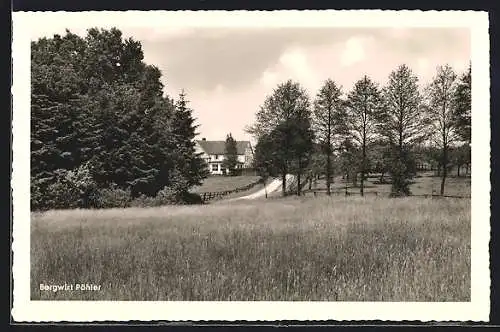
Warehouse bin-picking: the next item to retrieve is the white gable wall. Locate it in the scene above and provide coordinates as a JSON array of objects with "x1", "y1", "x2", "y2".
[{"x1": 196, "y1": 141, "x2": 254, "y2": 175}]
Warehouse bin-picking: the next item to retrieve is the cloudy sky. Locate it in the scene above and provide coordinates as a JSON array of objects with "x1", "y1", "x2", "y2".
[{"x1": 30, "y1": 22, "x2": 470, "y2": 144}]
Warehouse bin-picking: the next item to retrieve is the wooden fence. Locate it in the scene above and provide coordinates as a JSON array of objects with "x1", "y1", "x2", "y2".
[
  {"x1": 200, "y1": 178, "x2": 264, "y2": 202},
  {"x1": 301, "y1": 188, "x2": 470, "y2": 199}
]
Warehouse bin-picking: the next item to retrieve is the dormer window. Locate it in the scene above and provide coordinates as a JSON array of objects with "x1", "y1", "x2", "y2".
[{"x1": 215, "y1": 154, "x2": 219, "y2": 160}]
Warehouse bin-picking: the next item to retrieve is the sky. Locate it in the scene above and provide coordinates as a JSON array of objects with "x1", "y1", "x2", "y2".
[{"x1": 29, "y1": 20, "x2": 470, "y2": 145}]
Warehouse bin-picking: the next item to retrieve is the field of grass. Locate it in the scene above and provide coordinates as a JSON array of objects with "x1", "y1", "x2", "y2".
[
  {"x1": 191, "y1": 175, "x2": 261, "y2": 193},
  {"x1": 307, "y1": 172, "x2": 471, "y2": 197},
  {"x1": 31, "y1": 195, "x2": 470, "y2": 301}
]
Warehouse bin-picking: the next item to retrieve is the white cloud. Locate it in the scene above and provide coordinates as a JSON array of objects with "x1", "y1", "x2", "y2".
[
  {"x1": 417, "y1": 57, "x2": 430, "y2": 71},
  {"x1": 388, "y1": 28, "x2": 410, "y2": 39},
  {"x1": 276, "y1": 47, "x2": 320, "y2": 93},
  {"x1": 451, "y1": 59, "x2": 468, "y2": 74},
  {"x1": 279, "y1": 48, "x2": 308, "y2": 71},
  {"x1": 340, "y1": 36, "x2": 372, "y2": 67},
  {"x1": 259, "y1": 70, "x2": 279, "y2": 89},
  {"x1": 214, "y1": 84, "x2": 226, "y2": 94}
]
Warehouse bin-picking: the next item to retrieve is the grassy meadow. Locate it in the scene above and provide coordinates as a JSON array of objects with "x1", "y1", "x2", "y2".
[
  {"x1": 306, "y1": 172, "x2": 471, "y2": 197},
  {"x1": 191, "y1": 175, "x2": 261, "y2": 193},
  {"x1": 31, "y1": 194, "x2": 470, "y2": 301}
]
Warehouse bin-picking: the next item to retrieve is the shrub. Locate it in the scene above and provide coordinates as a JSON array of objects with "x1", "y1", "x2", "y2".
[
  {"x1": 130, "y1": 194, "x2": 158, "y2": 208},
  {"x1": 129, "y1": 189, "x2": 175, "y2": 208},
  {"x1": 94, "y1": 184, "x2": 132, "y2": 209},
  {"x1": 49, "y1": 181, "x2": 80, "y2": 209},
  {"x1": 180, "y1": 191, "x2": 204, "y2": 205},
  {"x1": 31, "y1": 176, "x2": 73, "y2": 211},
  {"x1": 129, "y1": 187, "x2": 204, "y2": 207},
  {"x1": 30, "y1": 164, "x2": 99, "y2": 211},
  {"x1": 156, "y1": 186, "x2": 181, "y2": 205},
  {"x1": 65, "y1": 163, "x2": 99, "y2": 208},
  {"x1": 389, "y1": 148, "x2": 417, "y2": 197},
  {"x1": 31, "y1": 177, "x2": 49, "y2": 211}
]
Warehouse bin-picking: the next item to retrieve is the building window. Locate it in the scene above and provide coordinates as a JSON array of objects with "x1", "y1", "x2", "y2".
[
  {"x1": 211, "y1": 164, "x2": 218, "y2": 172},
  {"x1": 214, "y1": 154, "x2": 219, "y2": 160}
]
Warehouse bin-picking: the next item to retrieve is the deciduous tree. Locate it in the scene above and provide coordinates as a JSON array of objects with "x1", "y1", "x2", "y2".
[
  {"x1": 345, "y1": 76, "x2": 382, "y2": 196},
  {"x1": 223, "y1": 133, "x2": 239, "y2": 175},
  {"x1": 452, "y1": 63, "x2": 471, "y2": 175},
  {"x1": 453, "y1": 63, "x2": 471, "y2": 144},
  {"x1": 246, "y1": 80, "x2": 312, "y2": 196},
  {"x1": 379, "y1": 64, "x2": 429, "y2": 196},
  {"x1": 312, "y1": 79, "x2": 346, "y2": 195},
  {"x1": 426, "y1": 64, "x2": 460, "y2": 195}
]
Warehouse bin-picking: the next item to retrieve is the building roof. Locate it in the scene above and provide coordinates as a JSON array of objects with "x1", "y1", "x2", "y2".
[{"x1": 197, "y1": 140, "x2": 251, "y2": 155}]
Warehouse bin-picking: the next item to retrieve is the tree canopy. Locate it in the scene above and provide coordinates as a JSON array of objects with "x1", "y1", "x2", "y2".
[
  {"x1": 31, "y1": 28, "x2": 208, "y2": 210},
  {"x1": 345, "y1": 75, "x2": 382, "y2": 196},
  {"x1": 223, "y1": 133, "x2": 239, "y2": 175},
  {"x1": 312, "y1": 79, "x2": 346, "y2": 195},
  {"x1": 379, "y1": 64, "x2": 428, "y2": 196},
  {"x1": 248, "y1": 80, "x2": 313, "y2": 196}
]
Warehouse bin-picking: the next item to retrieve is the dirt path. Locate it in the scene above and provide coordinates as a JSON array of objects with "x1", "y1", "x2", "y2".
[{"x1": 223, "y1": 174, "x2": 296, "y2": 202}]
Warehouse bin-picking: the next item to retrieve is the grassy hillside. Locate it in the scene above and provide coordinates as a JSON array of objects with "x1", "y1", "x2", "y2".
[
  {"x1": 191, "y1": 175, "x2": 261, "y2": 193},
  {"x1": 31, "y1": 195, "x2": 470, "y2": 301}
]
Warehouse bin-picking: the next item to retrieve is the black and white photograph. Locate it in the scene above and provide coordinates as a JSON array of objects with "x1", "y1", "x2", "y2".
[{"x1": 12, "y1": 10, "x2": 490, "y2": 322}]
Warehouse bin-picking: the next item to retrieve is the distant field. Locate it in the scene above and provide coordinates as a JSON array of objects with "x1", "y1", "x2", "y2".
[
  {"x1": 191, "y1": 175, "x2": 261, "y2": 193},
  {"x1": 31, "y1": 195, "x2": 470, "y2": 301},
  {"x1": 307, "y1": 172, "x2": 471, "y2": 197}
]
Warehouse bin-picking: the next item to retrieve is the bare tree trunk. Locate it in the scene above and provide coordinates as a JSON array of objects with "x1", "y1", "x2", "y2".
[
  {"x1": 345, "y1": 173, "x2": 348, "y2": 196},
  {"x1": 326, "y1": 112, "x2": 332, "y2": 196},
  {"x1": 297, "y1": 172, "x2": 301, "y2": 196},
  {"x1": 326, "y1": 151, "x2": 332, "y2": 196},
  {"x1": 457, "y1": 165, "x2": 460, "y2": 177},
  {"x1": 282, "y1": 172, "x2": 286, "y2": 197},
  {"x1": 297, "y1": 160, "x2": 302, "y2": 196},
  {"x1": 440, "y1": 146, "x2": 448, "y2": 196},
  {"x1": 361, "y1": 144, "x2": 365, "y2": 197}
]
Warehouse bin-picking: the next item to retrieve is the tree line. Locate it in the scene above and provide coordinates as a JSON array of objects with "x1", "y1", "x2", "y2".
[
  {"x1": 248, "y1": 63, "x2": 471, "y2": 197},
  {"x1": 31, "y1": 28, "x2": 209, "y2": 210},
  {"x1": 30, "y1": 27, "x2": 471, "y2": 210}
]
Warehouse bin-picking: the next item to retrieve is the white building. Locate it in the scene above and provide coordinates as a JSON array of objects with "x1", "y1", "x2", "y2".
[{"x1": 195, "y1": 138, "x2": 254, "y2": 175}]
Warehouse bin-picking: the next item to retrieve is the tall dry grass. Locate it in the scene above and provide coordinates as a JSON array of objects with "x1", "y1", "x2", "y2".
[{"x1": 31, "y1": 196, "x2": 470, "y2": 301}]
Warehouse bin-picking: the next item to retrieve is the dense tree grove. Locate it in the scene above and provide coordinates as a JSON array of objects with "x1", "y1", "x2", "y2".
[
  {"x1": 249, "y1": 63, "x2": 471, "y2": 197},
  {"x1": 31, "y1": 28, "x2": 208, "y2": 210}
]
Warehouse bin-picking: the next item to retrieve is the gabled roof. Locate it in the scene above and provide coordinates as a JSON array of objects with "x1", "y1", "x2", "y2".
[{"x1": 197, "y1": 140, "x2": 251, "y2": 155}]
